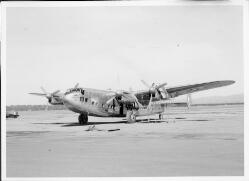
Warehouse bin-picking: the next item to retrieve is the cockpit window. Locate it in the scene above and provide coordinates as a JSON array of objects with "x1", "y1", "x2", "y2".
[
  {"x1": 80, "y1": 97, "x2": 84, "y2": 102},
  {"x1": 65, "y1": 88, "x2": 85, "y2": 95}
]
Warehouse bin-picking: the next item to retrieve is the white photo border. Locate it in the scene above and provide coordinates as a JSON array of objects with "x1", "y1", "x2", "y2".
[{"x1": 1, "y1": 1, "x2": 248, "y2": 181}]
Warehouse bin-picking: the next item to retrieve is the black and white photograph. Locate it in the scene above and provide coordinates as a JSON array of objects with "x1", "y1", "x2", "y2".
[{"x1": 1, "y1": 0, "x2": 248, "y2": 180}]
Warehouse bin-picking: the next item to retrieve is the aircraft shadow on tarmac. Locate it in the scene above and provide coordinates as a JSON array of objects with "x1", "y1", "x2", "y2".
[
  {"x1": 32, "y1": 118, "x2": 210, "y2": 127},
  {"x1": 62, "y1": 119, "x2": 166, "y2": 127},
  {"x1": 33, "y1": 118, "x2": 167, "y2": 127},
  {"x1": 62, "y1": 120, "x2": 128, "y2": 127}
]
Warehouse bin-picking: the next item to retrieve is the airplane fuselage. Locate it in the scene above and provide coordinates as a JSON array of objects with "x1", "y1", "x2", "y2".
[{"x1": 62, "y1": 87, "x2": 164, "y2": 118}]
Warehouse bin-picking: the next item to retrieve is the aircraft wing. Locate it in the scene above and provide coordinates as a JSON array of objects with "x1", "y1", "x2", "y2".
[{"x1": 166, "y1": 80, "x2": 235, "y2": 98}]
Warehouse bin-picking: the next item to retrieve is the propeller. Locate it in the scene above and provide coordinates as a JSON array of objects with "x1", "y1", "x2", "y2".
[
  {"x1": 147, "y1": 94, "x2": 153, "y2": 111},
  {"x1": 141, "y1": 80, "x2": 168, "y2": 99},
  {"x1": 40, "y1": 87, "x2": 60, "y2": 99},
  {"x1": 106, "y1": 90, "x2": 141, "y2": 109},
  {"x1": 29, "y1": 87, "x2": 61, "y2": 103},
  {"x1": 74, "y1": 83, "x2": 79, "y2": 89},
  {"x1": 106, "y1": 90, "x2": 133, "y2": 104}
]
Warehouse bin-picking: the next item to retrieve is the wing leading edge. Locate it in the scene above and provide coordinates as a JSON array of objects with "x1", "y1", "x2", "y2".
[{"x1": 166, "y1": 80, "x2": 235, "y2": 98}]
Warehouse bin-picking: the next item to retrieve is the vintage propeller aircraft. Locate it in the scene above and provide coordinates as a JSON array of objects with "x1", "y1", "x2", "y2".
[{"x1": 29, "y1": 80, "x2": 235, "y2": 125}]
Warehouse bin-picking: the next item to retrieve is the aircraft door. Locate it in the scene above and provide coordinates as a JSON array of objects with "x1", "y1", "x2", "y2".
[{"x1": 120, "y1": 103, "x2": 124, "y2": 115}]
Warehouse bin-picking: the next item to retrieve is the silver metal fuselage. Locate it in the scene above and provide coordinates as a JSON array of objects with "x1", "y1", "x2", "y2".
[{"x1": 62, "y1": 87, "x2": 164, "y2": 117}]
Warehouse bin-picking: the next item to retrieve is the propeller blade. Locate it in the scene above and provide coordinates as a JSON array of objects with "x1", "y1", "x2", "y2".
[
  {"x1": 52, "y1": 94, "x2": 61, "y2": 98},
  {"x1": 40, "y1": 87, "x2": 48, "y2": 94},
  {"x1": 29, "y1": 93, "x2": 47, "y2": 96},
  {"x1": 155, "y1": 83, "x2": 167, "y2": 89},
  {"x1": 74, "y1": 83, "x2": 79, "y2": 88},
  {"x1": 155, "y1": 89, "x2": 161, "y2": 99},
  {"x1": 106, "y1": 96, "x2": 115, "y2": 105},
  {"x1": 121, "y1": 94, "x2": 134, "y2": 102},
  {"x1": 147, "y1": 94, "x2": 153, "y2": 110},
  {"x1": 52, "y1": 90, "x2": 60, "y2": 95},
  {"x1": 141, "y1": 80, "x2": 151, "y2": 88},
  {"x1": 160, "y1": 86, "x2": 170, "y2": 99},
  {"x1": 106, "y1": 92, "x2": 117, "y2": 96},
  {"x1": 121, "y1": 90, "x2": 131, "y2": 94},
  {"x1": 107, "y1": 90, "x2": 129, "y2": 97}
]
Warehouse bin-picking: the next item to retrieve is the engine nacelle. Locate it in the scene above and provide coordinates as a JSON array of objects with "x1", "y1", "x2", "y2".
[{"x1": 48, "y1": 97, "x2": 63, "y2": 105}]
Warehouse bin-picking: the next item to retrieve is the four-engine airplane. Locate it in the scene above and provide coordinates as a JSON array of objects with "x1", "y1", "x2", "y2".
[{"x1": 29, "y1": 80, "x2": 235, "y2": 125}]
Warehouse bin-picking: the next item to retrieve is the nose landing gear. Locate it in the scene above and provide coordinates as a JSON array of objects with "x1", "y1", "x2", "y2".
[{"x1": 78, "y1": 113, "x2": 88, "y2": 125}]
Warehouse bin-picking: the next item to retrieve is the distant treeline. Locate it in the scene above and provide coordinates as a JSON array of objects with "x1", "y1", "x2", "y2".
[
  {"x1": 6, "y1": 102, "x2": 244, "y2": 112},
  {"x1": 6, "y1": 105, "x2": 67, "y2": 111},
  {"x1": 191, "y1": 102, "x2": 244, "y2": 106}
]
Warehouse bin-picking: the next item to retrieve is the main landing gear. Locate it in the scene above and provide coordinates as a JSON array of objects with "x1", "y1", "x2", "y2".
[
  {"x1": 126, "y1": 110, "x2": 137, "y2": 123},
  {"x1": 78, "y1": 113, "x2": 88, "y2": 125}
]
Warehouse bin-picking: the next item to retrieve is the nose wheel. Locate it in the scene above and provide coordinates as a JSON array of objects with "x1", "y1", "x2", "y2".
[{"x1": 78, "y1": 113, "x2": 88, "y2": 125}]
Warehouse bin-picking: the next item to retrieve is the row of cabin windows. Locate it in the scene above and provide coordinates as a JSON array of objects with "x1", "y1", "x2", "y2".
[
  {"x1": 80, "y1": 97, "x2": 88, "y2": 103},
  {"x1": 80, "y1": 97, "x2": 100, "y2": 106},
  {"x1": 108, "y1": 105, "x2": 115, "y2": 109},
  {"x1": 80, "y1": 97, "x2": 115, "y2": 109},
  {"x1": 92, "y1": 101, "x2": 98, "y2": 106}
]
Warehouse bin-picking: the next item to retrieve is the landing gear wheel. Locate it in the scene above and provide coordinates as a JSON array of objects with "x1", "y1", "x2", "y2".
[
  {"x1": 126, "y1": 110, "x2": 137, "y2": 123},
  {"x1": 78, "y1": 114, "x2": 88, "y2": 125}
]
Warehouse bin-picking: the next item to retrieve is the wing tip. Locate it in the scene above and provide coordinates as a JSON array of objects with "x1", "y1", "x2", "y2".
[{"x1": 222, "y1": 80, "x2": 235, "y2": 85}]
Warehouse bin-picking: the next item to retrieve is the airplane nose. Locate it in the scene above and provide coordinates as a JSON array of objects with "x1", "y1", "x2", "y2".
[
  {"x1": 62, "y1": 93, "x2": 74, "y2": 105},
  {"x1": 62, "y1": 93, "x2": 82, "y2": 113}
]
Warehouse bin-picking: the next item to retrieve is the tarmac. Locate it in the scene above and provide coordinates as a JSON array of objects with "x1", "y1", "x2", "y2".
[{"x1": 6, "y1": 105, "x2": 244, "y2": 177}]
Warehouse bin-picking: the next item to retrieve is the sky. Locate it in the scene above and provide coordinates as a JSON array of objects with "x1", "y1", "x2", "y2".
[{"x1": 5, "y1": 5, "x2": 243, "y2": 105}]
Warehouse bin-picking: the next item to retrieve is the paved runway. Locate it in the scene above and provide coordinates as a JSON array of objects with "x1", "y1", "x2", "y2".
[{"x1": 6, "y1": 105, "x2": 244, "y2": 177}]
